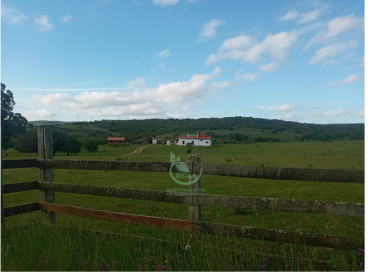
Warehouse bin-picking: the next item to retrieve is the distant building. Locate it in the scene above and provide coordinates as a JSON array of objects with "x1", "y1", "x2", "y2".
[
  {"x1": 107, "y1": 137, "x2": 126, "y2": 145},
  {"x1": 152, "y1": 139, "x2": 157, "y2": 144},
  {"x1": 177, "y1": 131, "x2": 212, "y2": 146}
]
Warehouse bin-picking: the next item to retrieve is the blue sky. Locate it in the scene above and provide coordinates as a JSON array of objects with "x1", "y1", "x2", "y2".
[{"x1": 1, "y1": 0, "x2": 364, "y2": 123}]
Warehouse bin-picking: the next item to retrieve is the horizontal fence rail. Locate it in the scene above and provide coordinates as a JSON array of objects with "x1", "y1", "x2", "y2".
[
  {"x1": 2, "y1": 159, "x2": 364, "y2": 183},
  {"x1": 4, "y1": 202, "x2": 40, "y2": 217},
  {"x1": 38, "y1": 202, "x2": 363, "y2": 250},
  {"x1": 39, "y1": 202, "x2": 193, "y2": 231},
  {"x1": 34, "y1": 159, "x2": 364, "y2": 183},
  {"x1": 2, "y1": 181, "x2": 39, "y2": 194},
  {"x1": 38, "y1": 181, "x2": 364, "y2": 217},
  {"x1": 2, "y1": 159, "x2": 38, "y2": 169}
]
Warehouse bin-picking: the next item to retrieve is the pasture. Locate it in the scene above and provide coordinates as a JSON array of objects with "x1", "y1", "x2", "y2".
[{"x1": 1, "y1": 141, "x2": 365, "y2": 271}]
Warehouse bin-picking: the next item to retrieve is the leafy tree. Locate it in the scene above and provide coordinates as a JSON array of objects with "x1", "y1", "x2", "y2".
[
  {"x1": 62, "y1": 136, "x2": 82, "y2": 156},
  {"x1": 83, "y1": 141, "x2": 98, "y2": 152},
  {"x1": 14, "y1": 130, "x2": 38, "y2": 153},
  {"x1": 1, "y1": 83, "x2": 28, "y2": 150}
]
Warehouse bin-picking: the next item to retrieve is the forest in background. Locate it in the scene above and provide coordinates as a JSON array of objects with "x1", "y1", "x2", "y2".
[{"x1": 24, "y1": 116, "x2": 364, "y2": 146}]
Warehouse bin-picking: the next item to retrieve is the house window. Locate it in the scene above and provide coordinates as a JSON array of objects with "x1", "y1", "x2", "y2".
[
  {"x1": 109, "y1": 141, "x2": 112, "y2": 143},
  {"x1": 119, "y1": 141, "x2": 122, "y2": 143},
  {"x1": 206, "y1": 142, "x2": 209, "y2": 143},
  {"x1": 182, "y1": 141, "x2": 185, "y2": 144}
]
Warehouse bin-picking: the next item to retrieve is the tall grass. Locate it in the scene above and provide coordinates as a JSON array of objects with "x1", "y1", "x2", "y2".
[{"x1": 1, "y1": 223, "x2": 364, "y2": 272}]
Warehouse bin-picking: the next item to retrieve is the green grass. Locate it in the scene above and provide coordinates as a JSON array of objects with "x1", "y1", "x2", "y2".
[{"x1": 1, "y1": 141, "x2": 365, "y2": 271}]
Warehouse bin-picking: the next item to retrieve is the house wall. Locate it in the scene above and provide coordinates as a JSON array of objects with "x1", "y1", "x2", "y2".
[
  {"x1": 108, "y1": 140, "x2": 125, "y2": 145},
  {"x1": 177, "y1": 138, "x2": 211, "y2": 146}
]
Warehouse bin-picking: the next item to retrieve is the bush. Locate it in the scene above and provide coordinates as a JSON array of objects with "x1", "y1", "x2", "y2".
[
  {"x1": 83, "y1": 141, "x2": 98, "y2": 152},
  {"x1": 186, "y1": 147, "x2": 192, "y2": 154}
]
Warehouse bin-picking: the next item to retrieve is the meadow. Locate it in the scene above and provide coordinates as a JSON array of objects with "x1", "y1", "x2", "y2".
[{"x1": 1, "y1": 141, "x2": 365, "y2": 271}]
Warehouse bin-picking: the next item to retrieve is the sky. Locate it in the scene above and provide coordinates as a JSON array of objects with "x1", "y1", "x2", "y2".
[{"x1": 1, "y1": 0, "x2": 365, "y2": 123}]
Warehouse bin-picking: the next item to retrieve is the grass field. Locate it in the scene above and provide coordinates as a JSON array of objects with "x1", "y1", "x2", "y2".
[{"x1": 1, "y1": 141, "x2": 365, "y2": 271}]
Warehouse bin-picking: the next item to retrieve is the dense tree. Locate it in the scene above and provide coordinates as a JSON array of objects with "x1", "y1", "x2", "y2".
[
  {"x1": 62, "y1": 136, "x2": 82, "y2": 156},
  {"x1": 14, "y1": 130, "x2": 38, "y2": 153},
  {"x1": 1, "y1": 83, "x2": 28, "y2": 150},
  {"x1": 83, "y1": 141, "x2": 98, "y2": 152}
]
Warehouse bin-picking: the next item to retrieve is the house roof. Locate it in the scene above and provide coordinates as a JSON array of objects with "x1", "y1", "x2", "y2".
[
  {"x1": 179, "y1": 136, "x2": 211, "y2": 139},
  {"x1": 107, "y1": 137, "x2": 125, "y2": 141}
]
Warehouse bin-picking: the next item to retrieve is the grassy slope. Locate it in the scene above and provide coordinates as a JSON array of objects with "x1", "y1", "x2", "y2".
[{"x1": 2, "y1": 141, "x2": 364, "y2": 271}]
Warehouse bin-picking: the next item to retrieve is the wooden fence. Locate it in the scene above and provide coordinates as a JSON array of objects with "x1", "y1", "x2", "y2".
[{"x1": 1, "y1": 128, "x2": 364, "y2": 250}]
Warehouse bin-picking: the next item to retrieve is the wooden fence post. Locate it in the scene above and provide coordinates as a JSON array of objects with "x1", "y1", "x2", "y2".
[
  {"x1": 188, "y1": 154, "x2": 201, "y2": 222},
  {"x1": 38, "y1": 128, "x2": 55, "y2": 223}
]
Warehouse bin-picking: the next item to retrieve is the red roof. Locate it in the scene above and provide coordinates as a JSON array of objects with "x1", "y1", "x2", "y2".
[
  {"x1": 107, "y1": 137, "x2": 125, "y2": 141},
  {"x1": 179, "y1": 135, "x2": 211, "y2": 139}
]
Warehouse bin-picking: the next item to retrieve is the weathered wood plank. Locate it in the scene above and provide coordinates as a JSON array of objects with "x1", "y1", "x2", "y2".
[
  {"x1": 38, "y1": 182, "x2": 364, "y2": 217},
  {"x1": 193, "y1": 195, "x2": 364, "y2": 217},
  {"x1": 200, "y1": 163, "x2": 364, "y2": 183},
  {"x1": 195, "y1": 221, "x2": 364, "y2": 250},
  {"x1": 38, "y1": 181, "x2": 190, "y2": 204},
  {"x1": 187, "y1": 154, "x2": 201, "y2": 222},
  {"x1": 2, "y1": 181, "x2": 39, "y2": 194},
  {"x1": 37, "y1": 159, "x2": 364, "y2": 183},
  {"x1": 2, "y1": 159, "x2": 38, "y2": 169},
  {"x1": 38, "y1": 128, "x2": 55, "y2": 223},
  {"x1": 4, "y1": 202, "x2": 40, "y2": 217},
  {"x1": 37, "y1": 159, "x2": 183, "y2": 173},
  {"x1": 39, "y1": 202, "x2": 193, "y2": 231}
]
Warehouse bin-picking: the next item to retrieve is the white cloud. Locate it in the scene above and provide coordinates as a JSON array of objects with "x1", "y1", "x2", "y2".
[
  {"x1": 220, "y1": 35, "x2": 253, "y2": 50},
  {"x1": 326, "y1": 74, "x2": 362, "y2": 86},
  {"x1": 153, "y1": 0, "x2": 179, "y2": 6},
  {"x1": 279, "y1": 9, "x2": 324, "y2": 24},
  {"x1": 309, "y1": 40, "x2": 358, "y2": 64},
  {"x1": 34, "y1": 15, "x2": 53, "y2": 32},
  {"x1": 237, "y1": 73, "x2": 258, "y2": 82},
  {"x1": 306, "y1": 14, "x2": 364, "y2": 48},
  {"x1": 274, "y1": 104, "x2": 295, "y2": 112},
  {"x1": 279, "y1": 113, "x2": 303, "y2": 121},
  {"x1": 258, "y1": 106, "x2": 267, "y2": 111},
  {"x1": 24, "y1": 109, "x2": 52, "y2": 120},
  {"x1": 355, "y1": 109, "x2": 364, "y2": 117},
  {"x1": 59, "y1": 15, "x2": 72, "y2": 22},
  {"x1": 309, "y1": 109, "x2": 350, "y2": 118},
  {"x1": 31, "y1": 67, "x2": 229, "y2": 119},
  {"x1": 154, "y1": 50, "x2": 171, "y2": 58},
  {"x1": 200, "y1": 19, "x2": 225, "y2": 39},
  {"x1": 1, "y1": 6, "x2": 27, "y2": 24},
  {"x1": 126, "y1": 77, "x2": 146, "y2": 90},
  {"x1": 206, "y1": 31, "x2": 297, "y2": 65},
  {"x1": 258, "y1": 63, "x2": 276, "y2": 72},
  {"x1": 152, "y1": 62, "x2": 166, "y2": 71}
]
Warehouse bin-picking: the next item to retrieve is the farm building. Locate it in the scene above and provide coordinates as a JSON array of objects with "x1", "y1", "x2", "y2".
[
  {"x1": 107, "y1": 137, "x2": 126, "y2": 145},
  {"x1": 177, "y1": 131, "x2": 212, "y2": 146}
]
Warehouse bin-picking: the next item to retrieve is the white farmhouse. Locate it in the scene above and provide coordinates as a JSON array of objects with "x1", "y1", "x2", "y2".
[{"x1": 177, "y1": 131, "x2": 212, "y2": 146}]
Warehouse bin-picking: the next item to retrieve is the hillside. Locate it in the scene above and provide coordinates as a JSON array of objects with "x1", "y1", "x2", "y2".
[
  {"x1": 36, "y1": 116, "x2": 364, "y2": 145},
  {"x1": 30, "y1": 120, "x2": 66, "y2": 126}
]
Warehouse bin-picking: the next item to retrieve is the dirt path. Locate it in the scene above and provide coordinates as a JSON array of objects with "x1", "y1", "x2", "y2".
[{"x1": 127, "y1": 146, "x2": 146, "y2": 155}]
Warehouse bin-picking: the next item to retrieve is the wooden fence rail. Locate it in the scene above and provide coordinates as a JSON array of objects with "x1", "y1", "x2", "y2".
[
  {"x1": 1, "y1": 128, "x2": 364, "y2": 251},
  {"x1": 38, "y1": 181, "x2": 364, "y2": 217}
]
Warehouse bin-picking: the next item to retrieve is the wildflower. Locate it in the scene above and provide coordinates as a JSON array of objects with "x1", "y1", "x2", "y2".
[
  {"x1": 81, "y1": 261, "x2": 85, "y2": 266},
  {"x1": 359, "y1": 253, "x2": 362, "y2": 256},
  {"x1": 185, "y1": 245, "x2": 191, "y2": 250},
  {"x1": 225, "y1": 265, "x2": 231, "y2": 271},
  {"x1": 287, "y1": 264, "x2": 290, "y2": 267},
  {"x1": 13, "y1": 245, "x2": 17, "y2": 248},
  {"x1": 223, "y1": 257, "x2": 225, "y2": 260},
  {"x1": 360, "y1": 262, "x2": 363, "y2": 266},
  {"x1": 76, "y1": 260, "x2": 80, "y2": 264},
  {"x1": 99, "y1": 264, "x2": 103, "y2": 270},
  {"x1": 319, "y1": 261, "x2": 322, "y2": 264},
  {"x1": 232, "y1": 245, "x2": 235, "y2": 249},
  {"x1": 135, "y1": 248, "x2": 140, "y2": 252},
  {"x1": 165, "y1": 260, "x2": 168, "y2": 264},
  {"x1": 157, "y1": 264, "x2": 161, "y2": 270},
  {"x1": 336, "y1": 268, "x2": 339, "y2": 270},
  {"x1": 115, "y1": 261, "x2": 118, "y2": 264},
  {"x1": 93, "y1": 261, "x2": 97, "y2": 265},
  {"x1": 260, "y1": 265, "x2": 265, "y2": 270}
]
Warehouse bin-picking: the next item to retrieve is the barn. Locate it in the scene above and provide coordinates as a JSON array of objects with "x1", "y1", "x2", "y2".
[
  {"x1": 177, "y1": 131, "x2": 212, "y2": 146},
  {"x1": 107, "y1": 137, "x2": 126, "y2": 145}
]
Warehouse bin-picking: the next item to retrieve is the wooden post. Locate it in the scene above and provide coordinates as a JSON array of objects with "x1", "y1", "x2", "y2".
[
  {"x1": 188, "y1": 154, "x2": 201, "y2": 221},
  {"x1": 1, "y1": 184, "x2": 4, "y2": 229},
  {"x1": 38, "y1": 128, "x2": 55, "y2": 223}
]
